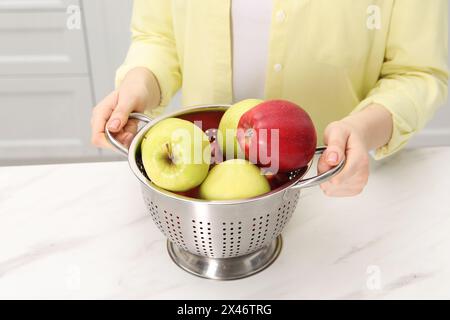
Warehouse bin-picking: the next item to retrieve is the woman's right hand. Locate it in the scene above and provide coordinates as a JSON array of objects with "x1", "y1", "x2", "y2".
[{"x1": 90, "y1": 67, "x2": 161, "y2": 149}]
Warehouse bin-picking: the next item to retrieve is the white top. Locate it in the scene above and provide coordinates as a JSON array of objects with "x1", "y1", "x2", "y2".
[{"x1": 231, "y1": 0, "x2": 272, "y2": 102}]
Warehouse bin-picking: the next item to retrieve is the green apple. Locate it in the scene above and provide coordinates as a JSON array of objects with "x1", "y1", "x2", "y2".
[
  {"x1": 141, "y1": 118, "x2": 211, "y2": 192},
  {"x1": 199, "y1": 159, "x2": 270, "y2": 200},
  {"x1": 218, "y1": 99, "x2": 263, "y2": 160}
]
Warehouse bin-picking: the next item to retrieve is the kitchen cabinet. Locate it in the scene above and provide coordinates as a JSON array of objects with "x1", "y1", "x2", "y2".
[
  {"x1": 0, "y1": 77, "x2": 95, "y2": 161},
  {"x1": 0, "y1": 0, "x2": 97, "y2": 165},
  {"x1": 0, "y1": 1, "x2": 88, "y2": 75},
  {"x1": 0, "y1": 0, "x2": 141, "y2": 165}
]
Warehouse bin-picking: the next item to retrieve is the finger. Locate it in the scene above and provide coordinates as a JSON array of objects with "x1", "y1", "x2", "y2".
[
  {"x1": 123, "y1": 133, "x2": 134, "y2": 148},
  {"x1": 329, "y1": 146, "x2": 369, "y2": 186},
  {"x1": 320, "y1": 181, "x2": 332, "y2": 193},
  {"x1": 320, "y1": 140, "x2": 369, "y2": 193},
  {"x1": 321, "y1": 182, "x2": 365, "y2": 197},
  {"x1": 114, "y1": 130, "x2": 131, "y2": 142},
  {"x1": 322, "y1": 178, "x2": 368, "y2": 198},
  {"x1": 91, "y1": 91, "x2": 119, "y2": 148},
  {"x1": 123, "y1": 119, "x2": 138, "y2": 136},
  {"x1": 112, "y1": 130, "x2": 133, "y2": 147},
  {"x1": 317, "y1": 153, "x2": 331, "y2": 175},
  {"x1": 107, "y1": 92, "x2": 141, "y2": 133},
  {"x1": 110, "y1": 119, "x2": 138, "y2": 149},
  {"x1": 318, "y1": 123, "x2": 349, "y2": 174},
  {"x1": 323, "y1": 123, "x2": 349, "y2": 167},
  {"x1": 121, "y1": 119, "x2": 138, "y2": 147}
]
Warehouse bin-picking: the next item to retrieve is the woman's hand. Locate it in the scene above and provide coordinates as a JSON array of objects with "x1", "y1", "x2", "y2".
[
  {"x1": 90, "y1": 67, "x2": 161, "y2": 149},
  {"x1": 318, "y1": 104, "x2": 393, "y2": 197},
  {"x1": 318, "y1": 121, "x2": 370, "y2": 197}
]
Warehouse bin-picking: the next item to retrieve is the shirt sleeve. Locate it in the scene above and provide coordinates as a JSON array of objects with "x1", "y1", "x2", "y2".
[
  {"x1": 115, "y1": 0, "x2": 182, "y2": 111},
  {"x1": 352, "y1": 0, "x2": 448, "y2": 160}
]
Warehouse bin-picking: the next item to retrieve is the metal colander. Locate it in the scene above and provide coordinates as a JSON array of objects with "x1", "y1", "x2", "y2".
[{"x1": 106, "y1": 105, "x2": 344, "y2": 280}]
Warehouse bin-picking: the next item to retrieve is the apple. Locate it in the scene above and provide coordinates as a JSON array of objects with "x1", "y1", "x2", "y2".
[
  {"x1": 209, "y1": 135, "x2": 224, "y2": 165},
  {"x1": 264, "y1": 171, "x2": 291, "y2": 190},
  {"x1": 263, "y1": 166, "x2": 310, "y2": 190},
  {"x1": 178, "y1": 110, "x2": 225, "y2": 132},
  {"x1": 199, "y1": 159, "x2": 270, "y2": 200},
  {"x1": 218, "y1": 99, "x2": 263, "y2": 160},
  {"x1": 175, "y1": 186, "x2": 200, "y2": 199},
  {"x1": 178, "y1": 110, "x2": 225, "y2": 165},
  {"x1": 141, "y1": 118, "x2": 211, "y2": 192},
  {"x1": 237, "y1": 100, "x2": 317, "y2": 172}
]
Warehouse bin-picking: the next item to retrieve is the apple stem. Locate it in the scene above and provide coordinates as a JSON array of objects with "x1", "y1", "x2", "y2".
[{"x1": 165, "y1": 143, "x2": 174, "y2": 161}]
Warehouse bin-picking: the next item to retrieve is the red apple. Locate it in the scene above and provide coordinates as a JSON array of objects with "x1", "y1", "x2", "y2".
[
  {"x1": 263, "y1": 166, "x2": 309, "y2": 190},
  {"x1": 178, "y1": 110, "x2": 225, "y2": 132},
  {"x1": 174, "y1": 186, "x2": 200, "y2": 199},
  {"x1": 264, "y1": 171, "x2": 291, "y2": 190},
  {"x1": 178, "y1": 110, "x2": 225, "y2": 165},
  {"x1": 237, "y1": 100, "x2": 316, "y2": 172}
]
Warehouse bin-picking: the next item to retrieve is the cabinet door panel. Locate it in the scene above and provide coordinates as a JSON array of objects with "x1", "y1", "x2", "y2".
[
  {"x1": 0, "y1": 0, "x2": 77, "y2": 11},
  {"x1": 0, "y1": 77, "x2": 96, "y2": 161},
  {"x1": 0, "y1": 0, "x2": 87, "y2": 75}
]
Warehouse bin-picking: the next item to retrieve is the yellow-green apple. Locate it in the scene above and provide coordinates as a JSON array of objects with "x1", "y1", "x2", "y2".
[
  {"x1": 178, "y1": 110, "x2": 225, "y2": 164},
  {"x1": 141, "y1": 118, "x2": 211, "y2": 192},
  {"x1": 218, "y1": 99, "x2": 263, "y2": 160},
  {"x1": 237, "y1": 100, "x2": 316, "y2": 172},
  {"x1": 199, "y1": 159, "x2": 270, "y2": 200}
]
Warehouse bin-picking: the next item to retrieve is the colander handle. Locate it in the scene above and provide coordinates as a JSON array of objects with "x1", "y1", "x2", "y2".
[
  {"x1": 290, "y1": 146, "x2": 346, "y2": 189},
  {"x1": 105, "y1": 113, "x2": 152, "y2": 156}
]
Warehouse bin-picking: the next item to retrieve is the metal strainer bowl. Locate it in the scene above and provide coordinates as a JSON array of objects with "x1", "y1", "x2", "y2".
[{"x1": 106, "y1": 105, "x2": 344, "y2": 280}]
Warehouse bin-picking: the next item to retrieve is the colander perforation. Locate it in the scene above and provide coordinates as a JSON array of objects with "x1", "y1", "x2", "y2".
[{"x1": 143, "y1": 188, "x2": 301, "y2": 258}]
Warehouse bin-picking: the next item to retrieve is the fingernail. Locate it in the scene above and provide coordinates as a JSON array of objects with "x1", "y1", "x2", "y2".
[
  {"x1": 108, "y1": 119, "x2": 120, "y2": 130},
  {"x1": 327, "y1": 152, "x2": 338, "y2": 164}
]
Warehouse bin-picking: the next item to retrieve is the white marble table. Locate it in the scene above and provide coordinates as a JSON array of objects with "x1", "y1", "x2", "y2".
[{"x1": 0, "y1": 147, "x2": 449, "y2": 299}]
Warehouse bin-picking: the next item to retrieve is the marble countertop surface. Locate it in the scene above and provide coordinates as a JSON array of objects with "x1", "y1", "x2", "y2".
[{"x1": 0, "y1": 147, "x2": 449, "y2": 299}]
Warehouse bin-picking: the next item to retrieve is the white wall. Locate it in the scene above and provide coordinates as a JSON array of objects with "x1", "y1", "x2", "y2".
[{"x1": 408, "y1": 103, "x2": 450, "y2": 148}]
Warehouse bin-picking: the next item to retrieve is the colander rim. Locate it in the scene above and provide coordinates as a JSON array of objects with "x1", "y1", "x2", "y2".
[{"x1": 127, "y1": 104, "x2": 313, "y2": 205}]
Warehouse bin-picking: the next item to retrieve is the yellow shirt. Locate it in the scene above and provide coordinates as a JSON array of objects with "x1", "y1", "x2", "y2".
[{"x1": 116, "y1": 0, "x2": 448, "y2": 159}]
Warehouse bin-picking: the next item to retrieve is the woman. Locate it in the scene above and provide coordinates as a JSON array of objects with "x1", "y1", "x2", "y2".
[{"x1": 91, "y1": 0, "x2": 448, "y2": 197}]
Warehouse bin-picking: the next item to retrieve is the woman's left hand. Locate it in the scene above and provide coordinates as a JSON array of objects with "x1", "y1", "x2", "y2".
[{"x1": 317, "y1": 120, "x2": 370, "y2": 197}]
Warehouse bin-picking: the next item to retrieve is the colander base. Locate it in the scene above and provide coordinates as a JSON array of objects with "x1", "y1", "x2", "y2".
[{"x1": 167, "y1": 235, "x2": 282, "y2": 280}]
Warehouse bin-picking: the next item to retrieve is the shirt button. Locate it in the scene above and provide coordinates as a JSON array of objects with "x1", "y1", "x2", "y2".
[
  {"x1": 276, "y1": 10, "x2": 286, "y2": 23},
  {"x1": 274, "y1": 63, "x2": 283, "y2": 72}
]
